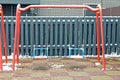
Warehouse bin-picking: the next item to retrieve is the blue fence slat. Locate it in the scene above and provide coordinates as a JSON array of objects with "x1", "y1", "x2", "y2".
[
  {"x1": 25, "y1": 17, "x2": 29, "y2": 55},
  {"x1": 55, "y1": 19, "x2": 58, "y2": 56},
  {"x1": 45, "y1": 18, "x2": 48, "y2": 47},
  {"x1": 64, "y1": 18, "x2": 68, "y2": 56},
  {"x1": 78, "y1": 18, "x2": 83, "y2": 48},
  {"x1": 5, "y1": 17, "x2": 10, "y2": 55},
  {"x1": 35, "y1": 18, "x2": 39, "y2": 55},
  {"x1": 50, "y1": 18, "x2": 53, "y2": 56},
  {"x1": 117, "y1": 18, "x2": 120, "y2": 55},
  {"x1": 111, "y1": 18, "x2": 116, "y2": 52},
  {"x1": 40, "y1": 18, "x2": 43, "y2": 48},
  {"x1": 69, "y1": 18, "x2": 73, "y2": 55},
  {"x1": 30, "y1": 17, "x2": 34, "y2": 56},
  {"x1": 107, "y1": 18, "x2": 111, "y2": 55},
  {"x1": 10, "y1": 17, "x2": 14, "y2": 54},
  {"x1": 92, "y1": 19, "x2": 96, "y2": 55},
  {"x1": 21, "y1": 17, "x2": 24, "y2": 56},
  {"x1": 88, "y1": 18, "x2": 92, "y2": 55},
  {"x1": 103, "y1": 18, "x2": 107, "y2": 54},
  {"x1": 60, "y1": 19, "x2": 63, "y2": 56},
  {"x1": 74, "y1": 18, "x2": 78, "y2": 48},
  {"x1": 83, "y1": 18, "x2": 87, "y2": 55},
  {"x1": 45, "y1": 18, "x2": 48, "y2": 56}
]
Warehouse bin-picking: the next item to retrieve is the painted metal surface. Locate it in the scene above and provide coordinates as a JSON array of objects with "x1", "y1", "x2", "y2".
[{"x1": 0, "y1": 5, "x2": 8, "y2": 71}]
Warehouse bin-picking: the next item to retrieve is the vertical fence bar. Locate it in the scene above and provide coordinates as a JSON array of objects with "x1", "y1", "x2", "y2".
[
  {"x1": 50, "y1": 18, "x2": 53, "y2": 56},
  {"x1": 79, "y1": 18, "x2": 83, "y2": 48},
  {"x1": 93, "y1": 19, "x2": 96, "y2": 55},
  {"x1": 35, "y1": 18, "x2": 38, "y2": 55},
  {"x1": 30, "y1": 17, "x2": 34, "y2": 56},
  {"x1": 10, "y1": 17, "x2": 14, "y2": 55},
  {"x1": 21, "y1": 17, "x2": 24, "y2": 56},
  {"x1": 108, "y1": 18, "x2": 111, "y2": 55},
  {"x1": 64, "y1": 18, "x2": 68, "y2": 56},
  {"x1": 55, "y1": 19, "x2": 58, "y2": 56},
  {"x1": 88, "y1": 18, "x2": 92, "y2": 55},
  {"x1": 111, "y1": 18, "x2": 116, "y2": 52},
  {"x1": 103, "y1": 18, "x2": 107, "y2": 54},
  {"x1": 69, "y1": 18, "x2": 73, "y2": 55},
  {"x1": 74, "y1": 18, "x2": 78, "y2": 48},
  {"x1": 5, "y1": 17, "x2": 9, "y2": 55},
  {"x1": 83, "y1": 18, "x2": 87, "y2": 55},
  {"x1": 40, "y1": 18, "x2": 43, "y2": 48},
  {"x1": 8, "y1": 18, "x2": 11, "y2": 55},
  {"x1": 45, "y1": 18, "x2": 48, "y2": 47},
  {"x1": 117, "y1": 18, "x2": 120, "y2": 55},
  {"x1": 25, "y1": 17, "x2": 29, "y2": 56},
  {"x1": 45, "y1": 18, "x2": 48, "y2": 56},
  {"x1": 60, "y1": 18, "x2": 63, "y2": 56}
]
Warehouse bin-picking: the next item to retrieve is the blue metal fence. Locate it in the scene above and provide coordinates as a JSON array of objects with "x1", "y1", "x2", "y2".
[{"x1": 1, "y1": 16, "x2": 120, "y2": 56}]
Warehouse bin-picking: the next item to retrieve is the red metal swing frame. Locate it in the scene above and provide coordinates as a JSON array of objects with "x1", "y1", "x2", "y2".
[
  {"x1": 12, "y1": 4, "x2": 106, "y2": 71},
  {"x1": 0, "y1": 5, "x2": 8, "y2": 71}
]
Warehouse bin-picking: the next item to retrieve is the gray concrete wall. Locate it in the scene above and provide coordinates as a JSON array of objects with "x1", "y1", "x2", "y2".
[
  {"x1": 39, "y1": 0, "x2": 120, "y2": 16},
  {"x1": 103, "y1": 0, "x2": 120, "y2": 8},
  {"x1": 0, "y1": 0, "x2": 40, "y2": 4}
]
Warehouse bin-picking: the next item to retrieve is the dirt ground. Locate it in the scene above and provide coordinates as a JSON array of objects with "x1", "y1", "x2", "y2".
[{"x1": 0, "y1": 57, "x2": 120, "y2": 80}]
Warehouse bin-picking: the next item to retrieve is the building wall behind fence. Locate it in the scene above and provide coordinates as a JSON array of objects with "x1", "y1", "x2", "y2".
[
  {"x1": 39, "y1": 0, "x2": 120, "y2": 16},
  {"x1": 2, "y1": 16, "x2": 120, "y2": 56}
]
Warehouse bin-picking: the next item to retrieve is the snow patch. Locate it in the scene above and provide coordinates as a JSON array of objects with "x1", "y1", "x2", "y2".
[
  {"x1": 3, "y1": 65, "x2": 12, "y2": 71},
  {"x1": 1, "y1": 63, "x2": 21, "y2": 71},
  {"x1": 71, "y1": 55, "x2": 83, "y2": 58},
  {"x1": 95, "y1": 62, "x2": 101, "y2": 66},
  {"x1": 101, "y1": 68, "x2": 113, "y2": 71},
  {"x1": 51, "y1": 64, "x2": 64, "y2": 69},
  {"x1": 34, "y1": 56, "x2": 47, "y2": 59}
]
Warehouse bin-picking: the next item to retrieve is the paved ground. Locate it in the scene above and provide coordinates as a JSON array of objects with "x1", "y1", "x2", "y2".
[{"x1": 0, "y1": 57, "x2": 120, "y2": 80}]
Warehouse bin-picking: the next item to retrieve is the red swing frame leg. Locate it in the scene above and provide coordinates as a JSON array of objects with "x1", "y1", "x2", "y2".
[
  {"x1": 0, "y1": 30, "x2": 2, "y2": 71},
  {"x1": 0, "y1": 5, "x2": 9, "y2": 71},
  {"x1": 12, "y1": 4, "x2": 21, "y2": 71},
  {"x1": 99, "y1": 5, "x2": 106, "y2": 70},
  {"x1": 96, "y1": 12, "x2": 101, "y2": 63},
  {"x1": 0, "y1": 5, "x2": 8, "y2": 64}
]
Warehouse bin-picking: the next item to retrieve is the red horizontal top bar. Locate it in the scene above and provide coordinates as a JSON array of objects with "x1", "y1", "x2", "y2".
[{"x1": 18, "y1": 5, "x2": 100, "y2": 12}]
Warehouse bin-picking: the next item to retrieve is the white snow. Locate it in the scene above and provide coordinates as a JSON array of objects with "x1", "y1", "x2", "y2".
[
  {"x1": 51, "y1": 64, "x2": 64, "y2": 69},
  {"x1": 95, "y1": 62, "x2": 101, "y2": 66},
  {"x1": 101, "y1": 68, "x2": 113, "y2": 71},
  {"x1": 2, "y1": 55, "x2": 32, "y2": 60},
  {"x1": 3, "y1": 65, "x2": 12, "y2": 71},
  {"x1": 34, "y1": 56, "x2": 47, "y2": 59},
  {"x1": 1, "y1": 63, "x2": 21, "y2": 71},
  {"x1": 70, "y1": 55, "x2": 83, "y2": 58}
]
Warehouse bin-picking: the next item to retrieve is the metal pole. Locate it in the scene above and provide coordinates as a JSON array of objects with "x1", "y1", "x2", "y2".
[
  {"x1": 96, "y1": 12, "x2": 100, "y2": 63},
  {"x1": 0, "y1": 5, "x2": 8, "y2": 63},
  {"x1": 12, "y1": 5, "x2": 20, "y2": 71},
  {"x1": 16, "y1": 10, "x2": 21, "y2": 64},
  {"x1": 0, "y1": 29, "x2": 2, "y2": 71},
  {"x1": 98, "y1": 5, "x2": 106, "y2": 71}
]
